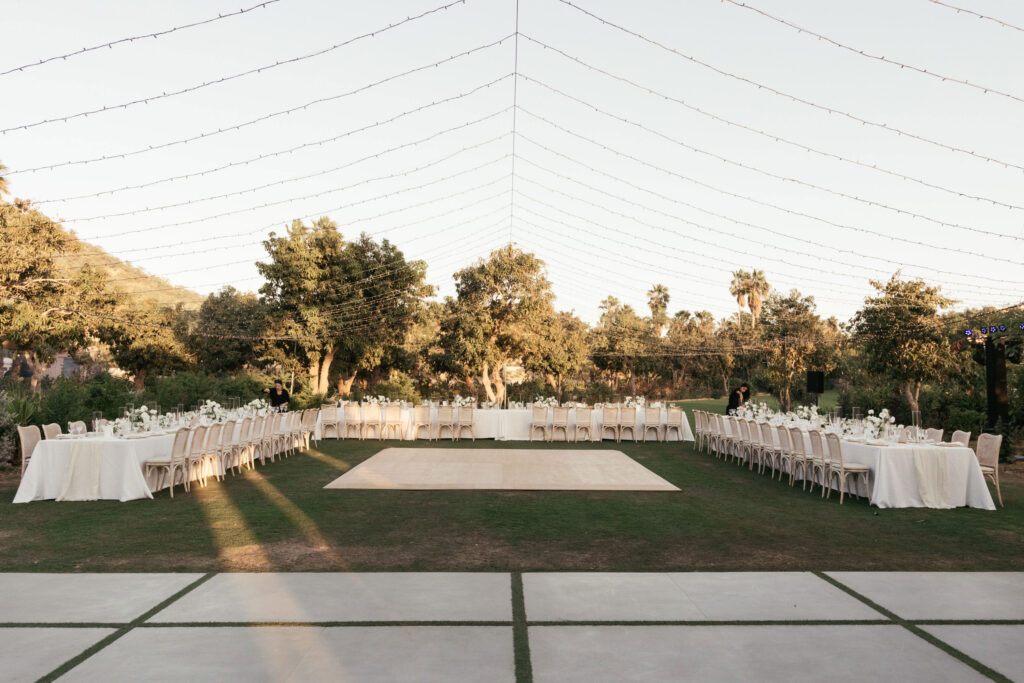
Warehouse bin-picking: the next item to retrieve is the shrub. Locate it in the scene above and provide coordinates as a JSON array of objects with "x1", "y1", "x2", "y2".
[
  {"x1": 373, "y1": 372, "x2": 421, "y2": 404},
  {"x1": 0, "y1": 391, "x2": 17, "y2": 469}
]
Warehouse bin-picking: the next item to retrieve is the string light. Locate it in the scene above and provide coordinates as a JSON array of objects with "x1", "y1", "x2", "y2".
[
  {"x1": 924, "y1": 0, "x2": 1024, "y2": 33},
  {"x1": 517, "y1": 106, "x2": 1024, "y2": 272},
  {"x1": 519, "y1": 76, "x2": 1024, "y2": 245},
  {"x1": 519, "y1": 34, "x2": 1024, "y2": 213},
  {"x1": 0, "y1": 0, "x2": 473, "y2": 134},
  {"x1": 555, "y1": 0, "x2": 1024, "y2": 172},
  {"x1": 720, "y1": 0, "x2": 1024, "y2": 104},
  {"x1": 0, "y1": 1, "x2": 283, "y2": 77}
]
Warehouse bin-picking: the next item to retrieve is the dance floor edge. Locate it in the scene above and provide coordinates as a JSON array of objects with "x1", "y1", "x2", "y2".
[{"x1": 323, "y1": 448, "x2": 680, "y2": 491}]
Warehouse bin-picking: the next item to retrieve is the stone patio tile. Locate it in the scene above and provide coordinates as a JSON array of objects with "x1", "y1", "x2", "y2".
[
  {"x1": 524, "y1": 572, "x2": 879, "y2": 621},
  {"x1": 0, "y1": 628, "x2": 114, "y2": 683},
  {"x1": 921, "y1": 625, "x2": 1024, "y2": 681},
  {"x1": 529, "y1": 625, "x2": 986, "y2": 682},
  {"x1": 150, "y1": 573, "x2": 511, "y2": 623},
  {"x1": 63, "y1": 626, "x2": 514, "y2": 682},
  {"x1": 0, "y1": 574, "x2": 203, "y2": 623},
  {"x1": 827, "y1": 572, "x2": 1024, "y2": 620}
]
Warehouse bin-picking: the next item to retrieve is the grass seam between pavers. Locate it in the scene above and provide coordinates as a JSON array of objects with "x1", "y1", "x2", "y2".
[
  {"x1": 813, "y1": 571, "x2": 1012, "y2": 683},
  {"x1": 137, "y1": 620, "x2": 515, "y2": 627},
  {"x1": 511, "y1": 572, "x2": 533, "y2": 683},
  {"x1": 36, "y1": 572, "x2": 216, "y2": 683}
]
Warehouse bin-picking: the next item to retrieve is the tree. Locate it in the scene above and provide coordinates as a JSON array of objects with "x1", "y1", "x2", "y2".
[
  {"x1": 177, "y1": 287, "x2": 269, "y2": 374},
  {"x1": 757, "y1": 289, "x2": 835, "y2": 412},
  {"x1": 0, "y1": 161, "x2": 8, "y2": 198},
  {"x1": 0, "y1": 199, "x2": 117, "y2": 389},
  {"x1": 101, "y1": 302, "x2": 191, "y2": 391},
  {"x1": 522, "y1": 310, "x2": 591, "y2": 393},
  {"x1": 591, "y1": 296, "x2": 653, "y2": 396},
  {"x1": 257, "y1": 218, "x2": 430, "y2": 396},
  {"x1": 729, "y1": 270, "x2": 750, "y2": 328},
  {"x1": 852, "y1": 274, "x2": 955, "y2": 414},
  {"x1": 746, "y1": 269, "x2": 771, "y2": 328},
  {"x1": 647, "y1": 284, "x2": 670, "y2": 337},
  {"x1": 436, "y1": 246, "x2": 554, "y2": 405}
]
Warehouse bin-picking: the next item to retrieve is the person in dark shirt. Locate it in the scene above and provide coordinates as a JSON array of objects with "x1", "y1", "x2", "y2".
[
  {"x1": 725, "y1": 383, "x2": 750, "y2": 414},
  {"x1": 264, "y1": 379, "x2": 290, "y2": 411}
]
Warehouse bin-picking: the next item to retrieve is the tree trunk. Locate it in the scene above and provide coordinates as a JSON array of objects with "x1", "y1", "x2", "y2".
[
  {"x1": 317, "y1": 350, "x2": 334, "y2": 395},
  {"x1": 481, "y1": 363, "x2": 497, "y2": 403},
  {"x1": 308, "y1": 356, "x2": 320, "y2": 391},
  {"x1": 133, "y1": 367, "x2": 147, "y2": 392},
  {"x1": 336, "y1": 370, "x2": 357, "y2": 397},
  {"x1": 903, "y1": 380, "x2": 921, "y2": 414},
  {"x1": 24, "y1": 353, "x2": 44, "y2": 393},
  {"x1": 779, "y1": 384, "x2": 791, "y2": 413},
  {"x1": 544, "y1": 372, "x2": 557, "y2": 390}
]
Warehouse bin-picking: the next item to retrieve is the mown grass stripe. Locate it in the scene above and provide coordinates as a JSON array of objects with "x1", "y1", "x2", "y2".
[{"x1": 511, "y1": 572, "x2": 533, "y2": 683}]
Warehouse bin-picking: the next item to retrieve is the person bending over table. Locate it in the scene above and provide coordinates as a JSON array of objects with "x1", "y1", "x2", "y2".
[
  {"x1": 264, "y1": 379, "x2": 290, "y2": 412},
  {"x1": 726, "y1": 382, "x2": 750, "y2": 415}
]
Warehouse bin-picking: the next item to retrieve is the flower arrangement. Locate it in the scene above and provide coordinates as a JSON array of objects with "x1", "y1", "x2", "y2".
[
  {"x1": 362, "y1": 395, "x2": 389, "y2": 405},
  {"x1": 533, "y1": 396, "x2": 559, "y2": 407},
  {"x1": 452, "y1": 395, "x2": 475, "y2": 407},
  {"x1": 243, "y1": 398, "x2": 271, "y2": 416},
  {"x1": 199, "y1": 400, "x2": 226, "y2": 422},
  {"x1": 623, "y1": 396, "x2": 646, "y2": 408}
]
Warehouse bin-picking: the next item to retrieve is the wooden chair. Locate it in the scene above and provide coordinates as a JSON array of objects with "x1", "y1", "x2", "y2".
[
  {"x1": 320, "y1": 405, "x2": 340, "y2": 439},
  {"x1": 975, "y1": 433, "x2": 1003, "y2": 507},
  {"x1": 950, "y1": 430, "x2": 971, "y2": 446},
  {"x1": 925, "y1": 428, "x2": 944, "y2": 442},
  {"x1": 824, "y1": 432, "x2": 871, "y2": 505},
  {"x1": 775, "y1": 425, "x2": 795, "y2": 482},
  {"x1": 68, "y1": 420, "x2": 87, "y2": 435},
  {"x1": 618, "y1": 407, "x2": 638, "y2": 442},
  {"x1": 807, "y1": 430, "x2": 828, "y2": 494},
  {"x1": 693, "y1": 410, "x2": 707, "y2": 451},
  {"x1": 145, "y1": 427, "x2": 191, "y2": 497},
  {"x1": 301, "y1": 408, "x2": 319, "y2": 449},
  {"x1": 234, "y1": 417, "x2": 254, "y2": 472},
  {"x1": 643, "y1": 407, "x2": 662, "y2": 442},
  {"x1": 17, "y1": 425, "x2": 41, "y2": 479},
  {"x1": 42, "y1": 423, "x2": 61, "y2": 440},
  {"x1": 217, "y1": 420, "x2": 237, "y2": 477},
  {"x1": 456, "y1": 405, "x2": 475, "y2": 441},
  {"x1": 362, "y1": 404, "x2": 383, "y2": 440},
  {"x1": 343, "y1": 404, "x2": 362, "y2": 439},
  {"x1": 202, "y1": 422, "x2": 225, "y2": 482},
  {"x1": 551, "y1": 407, "x2": 570, "y2": 442},
  {"x1": 600, "y1": 406, "x2": 619, "y2": 441},
  {"x1": 384, "y1": 404, "x2": 405, "y2": 440},
  {"x1": 413, "y1": 405, "x2": 432, "y2": 440},
  {"x1": 573, "y1": 407, "x2": 593, "y2": 442},
  {"x1": 787, "y1": 426, "x2": 811, "y2": 488},
  {"x1": 436, "y1": 406, "x2": 456, "y2": 440},
  {"x1": 530, "y1": 406, "x2": 550, "y2": 441},
  {"x1": 759, "y1": 423, "x2": 781, "y2": 476},
  {"x1": 186, "y1": 425, "x2": 210, "y2": 486}
]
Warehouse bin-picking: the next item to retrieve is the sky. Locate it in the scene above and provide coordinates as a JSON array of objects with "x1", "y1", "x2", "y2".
[{"x1": 1, "y1": 0, "x2": 1022, "y2": 325}]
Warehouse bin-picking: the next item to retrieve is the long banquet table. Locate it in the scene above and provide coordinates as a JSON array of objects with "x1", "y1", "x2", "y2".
[
  {"x1": 332, "y1": 404, "x2": 694, "y2": 442},
  {"x1": 722, "y1": 416, "x2": 994, "y2": 510}
]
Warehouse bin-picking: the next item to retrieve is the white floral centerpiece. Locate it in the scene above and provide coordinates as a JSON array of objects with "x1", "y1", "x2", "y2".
[
  {"x1": 243, "y1": 398, "x2": 271, "y2": 417},
  {"x1": 623, "y1": 396, "x2": 646, "y2": 408},
  {"x1": 533, "y1": 396, "x2": 559, "y2": 407},
  {"x1": 452, "y1": 395, "x2": 475, "y2": 407},
  {"x1": 199, "y1": 400, "x2": 226, "y2": 422}
]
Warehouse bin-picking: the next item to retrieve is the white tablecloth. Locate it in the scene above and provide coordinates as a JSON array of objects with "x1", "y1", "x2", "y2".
[{"x1": 329, "y1": 406, "x2": 694, "y2": 442}]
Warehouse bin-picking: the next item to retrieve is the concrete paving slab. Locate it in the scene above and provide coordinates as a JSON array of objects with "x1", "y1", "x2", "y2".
[
  {"x1": 0, "y1": 573, "x2": 203, "y2": 623},
  {"x1": 921, "y1": 625, "x2": 1024, "y2": 681},
  {"x1": 63, "y1": 626, "x2": 514, "y2": 682},
  {"x1": 827, "y1": 572, "x2": 1024, "y2": 620},
  {"x1": 529, "y1": 625, "x2": 987, "y2": 682},
  {"x1": 0, "y1": 628, "x2": 114, "y2": 683},
  {"x1": 150, "y1": 573, "x2": 512, "y2": 623},
  {"x1": 524, "y1": 572, "x2": 879, "y2": 621}
]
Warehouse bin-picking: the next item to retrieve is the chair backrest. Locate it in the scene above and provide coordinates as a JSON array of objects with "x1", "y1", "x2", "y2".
[
  {"x1": 735, "y1": 419, "x2": 748, "y2": 442},
  {"x1": 188, "y1": 414, "x2": 201, "y2": 428},
  {"x1": 17, "y1": 425, "x2": 41, "y2": 463},
  {"x1": 824, "y1": 432, "x2": 844, "y2": 465},
  {"x1": 644, "y1": 407, "x2": 660, "y2": 424},
  {"x1": 759, "y1": 422, "x2": 775, "y2": 446},
  {"x1": 951, "y1": 430, "x2": 970, "y2": 446},
  {"x1": 925, "y1": 428, "x2": 944, "y2": 442},
  {"x1": 414, "y1": 405, "x2": 430, "y2": 422},
  {"x1": 667, "y1": 408, "x2": 683, "y2": 427},
  {"x1": 459, "y1": 405, "x2": 474, "y2": 423},
  {"x1": 321, "y1": 405, "x2": 338, "y2": 422},
  {"x1": 532, "y1": 406, "x2": 549, "y2": 422},
  {"x1": 975, "y1": 433, "x2": 1002, "y2": 469},
  {"x1": 189, "y1": 425, "x2": 208, "y2": 456},
  {"x1": 620, "y1": 407, "x2": 636, "y2": 426},
  {"x1": 808, "y1": 430, "x2": 824, "y2": 458},
  {"x1": 363, "y1": 404, "x2": 381, "y2": 421},
  {"x1": 68, "y1": 420, "x2": 87, "y2": 435},
  {"x1": 775, "y1": 425, "x2": 792, "y2": 452},
  {"x1": 42, "y1": 423, "x2": 62, "y2": 440},
  {"x1": 302, "y1": 409, "x2": 318, "y2": 429},
  {"x1": 745, "y1": 419, "x2": 759, "y2": 444},
  {"x1": 552, "y1": 406, "x2": 569, "y2": 425},
  {"x1": 170, "y1": 427, "x2": 190, "y2": 466},
  {"x1": 601, "y1": 406, "x2": 618, "y2": 424},
  {"x1": 205, "y1": 423, "x2": 223, "y2": 452},
  {"x1": 220, "y1": 420, "x2": 236, "y2": 449},
  {"x1": 385, "y1": 404, "x2": 402, "y2": 421},
  {"x1": 239, "y1": 417, "x2": 253, "y2": 443},
  {"x1": 788, "y1": 426, "x2": 806, "y2": 456},
  {"x1": 575, "y1": 407, "x2": 592, "y2": 422},
  {"x1": 344, "y1": 404, "x2": 361, "y2": 422},
  {"x1": 437, "y1": 405, "x2": 454, "y2": 423}
]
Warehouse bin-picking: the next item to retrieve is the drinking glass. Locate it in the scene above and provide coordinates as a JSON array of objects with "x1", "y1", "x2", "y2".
[{"x1": 92, "y1": 411, "x2": 103, "y2": 433}]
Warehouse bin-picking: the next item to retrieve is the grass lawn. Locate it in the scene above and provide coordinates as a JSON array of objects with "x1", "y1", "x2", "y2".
[{"x1": 2, "y1": 417, "x2": 1020, "y2": 573}]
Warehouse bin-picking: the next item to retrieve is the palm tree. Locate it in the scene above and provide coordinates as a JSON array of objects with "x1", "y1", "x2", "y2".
[
  {"x1": 746, "y1": 269, "x2": 770, "y2": 328},
  {"x1": 729, "y1": 270, "x2": 749, "y2": 327},
  {"x1": 647, "y1": 283, "x2": 670, "y2": 336},
  {"x1": 0, "y1": 161, "x2": 8, "y2": 198}
]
